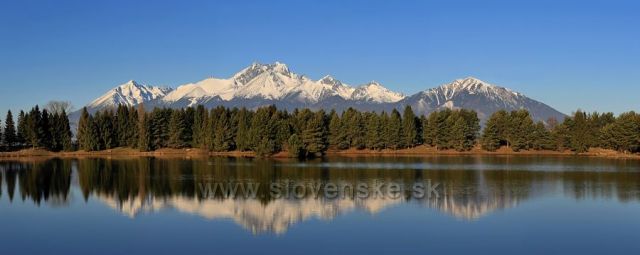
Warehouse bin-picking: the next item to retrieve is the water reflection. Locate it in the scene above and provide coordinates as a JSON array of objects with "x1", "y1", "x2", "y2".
[{"x1": 1, "y1": 157, "x2": 639, "y2": 234}]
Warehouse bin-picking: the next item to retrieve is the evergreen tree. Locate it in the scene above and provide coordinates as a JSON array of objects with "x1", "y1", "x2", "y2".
[
  {"x1": 450, "y1": 117, "x2": 467, "y2": 151},
  {"x1": 77, "y1": 108, "x2": 97, "y2": 151},
  {"x1": 609, "y1": 112, "x2": 640, "y2": 153},
  {"x1": 168, "y1": 109, "x2": 189, "y2": 148},
  {"x1": 531, "y1": 121, "x2": 555, "y2": 150},
  {"x1": 16, "y1": 110, "x2": 27, "y2": 147},
  {"x1": 328, "y1": 111, "x2": 349, "y2": 149},
  {"x1": 250, "y1": 106, "x2": 278, "y2": 156},
  {"x1": 3, "y1": 110, "x2": 16, "y2": 147},
  {"x1": 402, "y1": 106, "x2": 419, "y2": 147},
  {"x1": 234, "y1": 108, "x2": 252, "y2": 151},
  {"x1": 58, "y1": 110, "x2": 73, "y2": 151},
  {"x1": 150, "y1": 108, "x2": 171, "y2": 150},
  {"x1": 287, "y1": 134, "x2": 304, "y2": 158},
  {"x1": 481, "y1": 115, "x2": 501, "y2": 151},
  {"x1": 137, "y1": 104, "x2": 151, "y2": 152},
  {"x1": 301, "y1": 110, "x2": 328, "y2": 156},
  {"x1": 192, "y1": 105, "x2": 208, "y2": 149},
  {"x1": 568, "y1": 110, "x2": 590, "y2": 153},
  {"x1": 212, "y1": 108, "x2": 234, "y2": 151},
  {"x1": 386, "y1": 109, "x2": 404, "y2": 149},
  {"x1": 365, "y1": 112, "x2": 384, "y2": 150},
  {"x1": 96, "y1": 110, "x2": 115, "y2": 150},
  {"x1": 39, "y1": 109, "x2": 52, "y2": 150}
]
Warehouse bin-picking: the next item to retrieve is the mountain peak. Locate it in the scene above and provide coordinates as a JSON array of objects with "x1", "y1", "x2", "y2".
[
  {"x1": 351, "y1": 81, "x2": 404, "y2": 103},
  {"x1": 319, "y1": 75, "x2": 341, "y2": 86}
]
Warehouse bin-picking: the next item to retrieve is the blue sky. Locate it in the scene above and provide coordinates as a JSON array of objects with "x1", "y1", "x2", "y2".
[{"x1": 1, "y1": 0, "x2": 638, "y2": 116}]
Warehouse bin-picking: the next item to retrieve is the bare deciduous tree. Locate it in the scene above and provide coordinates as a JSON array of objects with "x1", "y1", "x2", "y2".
[{"x1": 45, "y1": 100, "x2": 74, "y2": 114}]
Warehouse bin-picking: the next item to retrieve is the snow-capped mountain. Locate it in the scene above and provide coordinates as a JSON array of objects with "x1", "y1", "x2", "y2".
[
  {"x1": 87, "y1": 80, "x2": 172, "y2": 111},
  {"x1": 350, "y1": 81, "x2": 404, "y2": 102},
  {"x1": 77, "y1": 62, "x2": 565, "y2": 123},
  {"x1": 396, "y1": 77, "x2": 566, "y2": 122},
  {"x1": 156, "y1": 62, "x2": 401, "y2": 108}
]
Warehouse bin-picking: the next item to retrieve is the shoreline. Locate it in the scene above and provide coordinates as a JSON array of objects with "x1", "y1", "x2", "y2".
[{"x1": 1, "y1": 146, "x2": 639, "y2": 160}]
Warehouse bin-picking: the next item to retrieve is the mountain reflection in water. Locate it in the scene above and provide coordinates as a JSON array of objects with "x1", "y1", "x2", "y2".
[{"x1": 1, "y1": 156, "x2": 639, "y2": 234}]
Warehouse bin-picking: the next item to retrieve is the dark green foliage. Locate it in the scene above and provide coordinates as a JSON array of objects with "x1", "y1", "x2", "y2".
[
  {"x1": 8, "y1": 102, "x2": 638, "y2": 157},
  {"x1": 3, "y1": 110, "x2": 17, "y2": 147},
  {"x1": 77, "y1": 108, "x2": 98, "y2": 151},
  {"x1": 402, "y1": 106, "x2": 420, "y2": 147},
  {"x1": 16, "y1": 111, "x2": 27, "y2": 146},
  {"x1": 233, "y1": 108, "x2": 252, "y2": 151},
  {"x1": 480, "y1": 113, "x2": 502, "y2": 151},
  {"x1": 365, "y1": 112, "x2": 385, "y2": 150},
  {"x1": 168, "y1": 109, "x2": 189, "y2": 148},
  {"x1": 386, "y1": 109, "x2": 404, "y2": 149},
  {"x1": 137, "y1": 104, "x2": 151, "y2": 152},
  {"x1": 149, "y1": 108, "x2": 171, "y2": 150},
  {"x1": 328, "y1": 110, "x2": 349, "y2": 150},
  {"x1": 212, "y1": 107, "x2": 234, "y2": 152},
  {"x1": 287, "y1": 134, "x2": 304, "y2": 158}
]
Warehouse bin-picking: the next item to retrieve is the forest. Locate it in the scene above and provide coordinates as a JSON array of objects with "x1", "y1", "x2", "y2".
[{"x1": 1, "y1": 104, "x2": 639, "y2": 157}]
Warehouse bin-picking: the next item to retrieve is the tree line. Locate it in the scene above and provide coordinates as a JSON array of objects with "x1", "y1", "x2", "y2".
[{"x1": 2, "y1": 104, "x2": 639, "y2": 156}]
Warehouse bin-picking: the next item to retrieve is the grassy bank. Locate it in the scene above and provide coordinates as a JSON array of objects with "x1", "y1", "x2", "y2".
[{"x1": 1, "y1": 146, "x2": 639, "y2": 160}]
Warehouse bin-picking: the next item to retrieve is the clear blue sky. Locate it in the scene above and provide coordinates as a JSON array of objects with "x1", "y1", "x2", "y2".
[{"x1": 1, "y1": 0, "x2": 638, "y2": 116}]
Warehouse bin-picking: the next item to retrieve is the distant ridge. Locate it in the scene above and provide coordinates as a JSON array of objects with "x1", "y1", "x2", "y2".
[{"x1": 77, "y1": 62, "x2": 566, "y2": 123}]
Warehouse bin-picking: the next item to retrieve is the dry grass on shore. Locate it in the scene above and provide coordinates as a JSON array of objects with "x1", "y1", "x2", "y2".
[{"x1": 1, "y1": 145, "x2": 638, "y2": 160}]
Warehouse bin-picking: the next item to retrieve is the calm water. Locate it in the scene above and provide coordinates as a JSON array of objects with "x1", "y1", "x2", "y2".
[{"x1": 1, "y1": 156, "x2": 639, "y2": 255}]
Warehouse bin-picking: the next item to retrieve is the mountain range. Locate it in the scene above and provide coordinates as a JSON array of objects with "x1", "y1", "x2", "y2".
[{"x1": 80, "y1": 62, "x2": 566, "y2": 123}]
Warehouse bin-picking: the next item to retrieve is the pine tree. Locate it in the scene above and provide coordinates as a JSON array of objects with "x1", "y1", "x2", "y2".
[
  {"x1": 213, "y1": 108, "x2": 234, "y2": 151},
  {"x1": 402, "y1": 106, "x2": 419, "y2": 147},
  {"x1": 192, "y1": 105, "x2": 207, "y2": 149},
  {"x1": 16, "y1": 110, "x2": 27, "y2": 147},
  {"x1": 77, "y1": 108, "x2": 97, "y2": 151},
  {"x1": 365, "y1": 113, "x2": 384, "y2": 150},
  {"x1": 568, "y1": 110, "x2": 590, "y2": 153},
  {"x1": 450, "y1": 117, "x2": 467, "y2": 151},
  {"x1": 39, "y1": 109, "x2": 52, "y2": 150},
  {"x1": 59, "y1": 110, "x2": 73, "y2": 151},
  {"x1": 137, "y1": 104, "x2": 151, "y2": 152},
  {"x1": 287, "y1": 134, "x2": 304, "y2": 158},
  {"x1": 481, "y1": 115, "x2": 501, "y2": 151},
  {"x1": 328, "y1": 111, "x2": 348, "y2": 149},
  {"x1": 301, "y1": 110, "x2": 328, "y2": 156},
  {"x1": 25, "y1": 106, "x2": 42, "y2": 147},
  {"x1": 168, "y1": 109, "x2": 188, "y2": 148},
  {"x1": 386, "y1": 109, "x2": 404, "y2": 149},
  {"x1": 3, "y1": 110, "x2": 16, "y2": 147},
  {"x1": 234, "y1": 108, "x2": 252, "y2": 151},
  {"x1": 150, "y1": 108, "x2": 171, "y2": 150}
]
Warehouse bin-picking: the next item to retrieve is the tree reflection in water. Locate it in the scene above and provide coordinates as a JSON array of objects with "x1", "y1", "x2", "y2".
[{"x1": 1, "y1": 156, "x2": 639, "y2": 234}]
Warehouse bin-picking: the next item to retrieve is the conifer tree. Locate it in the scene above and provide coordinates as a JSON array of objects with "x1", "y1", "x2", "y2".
[
  {"x1": 568, "y1": 110, "x2": 590, "y2": 153},
  {"x1": 287, "y1": 134, "x2": 304, "y2": 158},
  {"x1": 481, "y1": 115, "x2": 501, "y2": 151},
  {"x1": 301, "y1": 110, "x2": 328, "y2": 156},
  {"x1": 3, "y1": 110, "x2": 16, "y2": 147},
  {"x1": 16, "y1": 110, "x2": 27, "y2": 147},
  {"x1": 192, "y1": 105, "x2": 207, "y2": 149},
  {"x1": 328, "y1": 111, "x2": 348, "y2": 149},
  {"x1": 39, "y1": 109, "x2": 52, "y2": 149},
  {"x1": 386, "y1": 109, "x2": 404, "y2": 149},
  {"x1": 234, "y1": 108, "x2": 252, "y2": 151},
  {"x1": 213, "y1": 108, "x2": 234, "y2": 151},
  {"x1": 402, "y1": 106, "x2": 419, "y2": 147},
  {"x1": 59, "y1": 110, "x2": 73, "y2": 151},
  {"x1": 77, "y1": 108, "x2": 97, "y2": 151},
  {"x1": 137, "y1": 104, "x2": 151, "y2": 152},
  {"x1": 168, "y1": 109, "x2": 188, "y2": 148},
  {"x1": 365, "y1": 113, "x2": 384, "y2": 150}
]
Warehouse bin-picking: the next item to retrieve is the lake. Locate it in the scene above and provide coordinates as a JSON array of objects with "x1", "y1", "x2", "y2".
[{"x1": 1, "y1": 156, "x2": 639, "y2": 255}]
